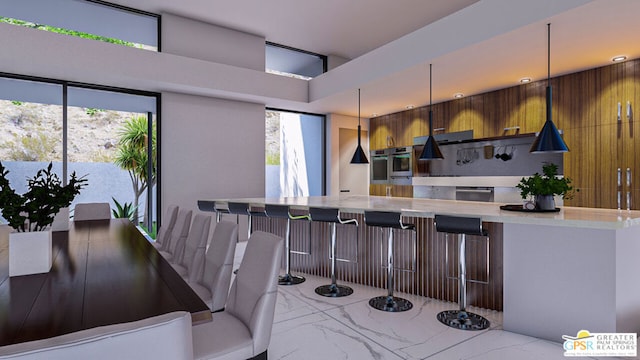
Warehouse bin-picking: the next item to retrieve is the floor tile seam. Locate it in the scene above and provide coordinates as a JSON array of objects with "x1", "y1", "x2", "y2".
[
  {"x1": 319, "y1": 303, "x2": 415, "y2": 360},
  {"x1": 418, "y1": 329, "x2": 503, "y2": 359}
]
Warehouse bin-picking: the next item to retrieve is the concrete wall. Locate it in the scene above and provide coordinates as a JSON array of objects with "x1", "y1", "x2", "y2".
[
  {"x1": 161, "y1": 92, "x2": 265, "y2": 211},
  {"x1": 326, "y1": 113, "x2": 369, "y2": 196},
  {"x1": 159, "y1": 16, "x2": 267, "y2": 216},
  {"x1": 161, "y1": 13, "x2": 265, "y2": 71}
]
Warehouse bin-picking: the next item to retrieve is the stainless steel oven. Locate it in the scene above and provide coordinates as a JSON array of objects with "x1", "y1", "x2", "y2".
[
  {"x1": 370, "y1": 149, "x2": 390, "y2": 184},
  {"x1": 389, "y1": 146, "x2": 413, "y2": 184}
]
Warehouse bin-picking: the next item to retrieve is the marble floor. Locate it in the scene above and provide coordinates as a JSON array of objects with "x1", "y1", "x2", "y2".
[{"x1": 232, "y1": 242, "x2": 635, "y2": 360}]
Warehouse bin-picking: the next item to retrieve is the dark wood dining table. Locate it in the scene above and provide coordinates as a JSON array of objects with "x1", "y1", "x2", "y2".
[{"x1": 0, "y1": 219, "x2": 211, "y2": 346}]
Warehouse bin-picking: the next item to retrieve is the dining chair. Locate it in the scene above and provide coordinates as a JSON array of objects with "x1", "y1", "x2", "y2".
[
  {"x1": 73, "y1": 202, "x2": 111, "y2": 221},
  {"x1": 159, "y1": 209, "x2": 192, "y2": 263},
  {"x1": 188, "y1": 221, "x2": 238, "y2": 312},
  {"x1": 172, "y1": 213, "x2": 212, "y2": 279},
  {"x1": 191, "y1": 231, "x2": 284, "y2": 360},
  {"x1": 0, "y1": 311, "x2": 193, "y2": 360},
  {"x1": 153, "y1": 204, "x2": 179, "y2": 251}
]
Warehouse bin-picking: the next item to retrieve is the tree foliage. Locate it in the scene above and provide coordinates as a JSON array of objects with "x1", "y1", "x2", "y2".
[
  {"x1": 114, "y1": 116, "x2": 156, "y2": 222},
  {"x1": 0, "y1": 17, "x2": 136, "y2": 47}
]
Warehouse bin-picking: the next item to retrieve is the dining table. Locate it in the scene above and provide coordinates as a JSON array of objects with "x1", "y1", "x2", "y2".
[{"x1": 0, "y1": 218, "x2": 211, "y2": 346}]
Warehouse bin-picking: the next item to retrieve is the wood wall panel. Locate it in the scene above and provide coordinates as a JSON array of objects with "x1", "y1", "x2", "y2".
[
  {"x1": 251, "y1": 214, "x2": 503, "y2": 310},
  {"x1": 370, "y1": 59, "x2": 640, "y2": 209}
]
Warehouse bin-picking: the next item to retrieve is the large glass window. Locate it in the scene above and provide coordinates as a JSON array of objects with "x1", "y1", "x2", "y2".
[
  {"x1": 0, "y1": 75, "x2": 158, "y2": 232},
  {"x1": 0, "y1": 77, "x2": 63, "y2": 200},
  {"x1": 266, "y1": 109, "x2": 324, "y2": 197},
  {"x1": 0, "y1": 0, "x2": 159, "y2": 51},
  {"x1": 266, "y1": 43, "x2": 326, "y2": 80}
]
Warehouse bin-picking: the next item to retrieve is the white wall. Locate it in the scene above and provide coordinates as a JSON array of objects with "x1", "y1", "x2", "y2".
[
  {"x1": 161, "y1": 13, "x2": 265, "y2": 71},
  {"x1": 161, "y1": 92, "x2": 265, "y2": 211},
  {"x1": 326, "y1": 113, "x2": 369, "y2": 196}
]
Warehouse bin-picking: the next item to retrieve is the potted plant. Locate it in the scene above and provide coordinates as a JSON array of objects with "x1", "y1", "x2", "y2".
[
  {"x1": 0, "y1": 162, "x2": 87, "y2": 276},
  {"x1": 516, "y1": 162, "x2": 575, "y2": 210}
]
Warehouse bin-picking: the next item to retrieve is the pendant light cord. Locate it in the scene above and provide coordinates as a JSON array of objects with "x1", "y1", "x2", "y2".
[
  {"x1": 429, "y1": 64, "x2": 433, "y2": 136},
  {"x1": 547, "y1": 23, "x2": 551, "y2": 86},
  {"x1": 358, "y1": 88, "x2": 361, "y2": 126}
]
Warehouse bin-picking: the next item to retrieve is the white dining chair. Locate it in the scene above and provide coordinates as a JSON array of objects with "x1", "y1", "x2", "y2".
[
  {"x1": 192, "y1": 231, "x2": 283, "y2": 360},
  {"x1": 0, "y1": 311, "x2": 193, "y2": 360},
  {"x1": 153, "y1": 204, "x2": 179, "y2": 251},
  {"x1": 73, "y1": 202, "x2": 111, "y2": 221},
  {"x1": 187, "y1": 221, "x2": 238, "y2": 312},
  {"x1": 172, "y1": 213, "x2": 212, "y2": 279},
  {"x1": 159, "y1": 209, "x2": 192, "y2": 262}
]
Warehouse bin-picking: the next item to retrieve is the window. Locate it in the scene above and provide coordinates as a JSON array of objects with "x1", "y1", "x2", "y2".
[
  {"x1": 0, "y1": 74, "x2": 159, "y2": 232},
  {"x1": 0, "y1": 0, "x2": 159, "y2": 51},
  {"x1": 266, "y1": 43, "x2": 326, "y2": 80},
  {"x1": 266, "y1": 109, "x2": 325, "y2": 197}
]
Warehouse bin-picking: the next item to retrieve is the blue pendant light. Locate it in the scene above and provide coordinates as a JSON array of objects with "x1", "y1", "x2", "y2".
[
  {"x1": 351, "y1": 88, "x2": 369, "y2": 164},
  {"x1": 419, "y1": 64, "x2": 444, "y2": 160},
  {"x1": 530, "y1": 23, "x2": 569, "y2": 153}
]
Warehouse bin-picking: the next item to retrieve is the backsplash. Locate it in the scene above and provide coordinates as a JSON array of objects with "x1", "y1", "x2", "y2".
[{"x1": 414, "y1": 133, "x2": 564, "y2": 177}]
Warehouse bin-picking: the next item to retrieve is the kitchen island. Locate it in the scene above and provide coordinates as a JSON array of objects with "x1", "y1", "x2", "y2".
[{"x1": 202, "y1": 195, "x2": 640, "y2": 342}]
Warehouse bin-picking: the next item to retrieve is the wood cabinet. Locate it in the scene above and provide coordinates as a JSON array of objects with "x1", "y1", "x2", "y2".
[
  {"x1": 370, "y1": 58, "x2": 640, "y2": 209},
  {"x1": 562, "y1": 60, "x2": 640, "y2": 209}
]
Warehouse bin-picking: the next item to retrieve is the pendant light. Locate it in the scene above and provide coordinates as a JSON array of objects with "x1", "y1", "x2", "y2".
[
  {"x1": 419, "y1": 64, "x2": 444, "y2": 160},
  {"x1": 529, "y1": 23, "x2": 569, "y2": 153},
  {"x1": 350, "y1": 88, "x2": 369, "y2": 164}
]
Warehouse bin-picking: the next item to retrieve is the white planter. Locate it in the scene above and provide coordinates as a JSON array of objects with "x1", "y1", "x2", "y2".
[
  {"x1": 9, "y1": 230, "x2": 53, "y2": 277},
  {"x1": 51, "y1": 207, "x2": 70, "y2": 232}
]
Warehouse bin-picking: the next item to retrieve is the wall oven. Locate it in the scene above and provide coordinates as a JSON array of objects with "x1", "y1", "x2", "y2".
[
  {"x1": 370, "y1": 149, "x2": 390, "y2": 184},
  {"x1": 389, "y1": 146, "x2": 413, "y2": 184}
]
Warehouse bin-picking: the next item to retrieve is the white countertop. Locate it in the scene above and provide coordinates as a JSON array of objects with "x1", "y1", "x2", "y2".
[
  {"x1": 412, "y1": 176, "x2": 523, "y2": 187},
  {"x1": 206, "y1": 195, "x2": 640, "y2": 230}
]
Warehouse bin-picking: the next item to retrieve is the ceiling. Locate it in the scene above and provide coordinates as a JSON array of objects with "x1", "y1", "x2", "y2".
[{"x1": 108, "y1": 0, "x2": 640, "y2": 118}]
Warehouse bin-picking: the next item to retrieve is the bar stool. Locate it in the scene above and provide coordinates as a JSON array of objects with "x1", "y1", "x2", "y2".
[
  {"x1": 309, "y1": 207, "x2": 358, "y2": 297},
  {"x1": 264, "y1": 204, "x2": 310, "y2": 285},
  {"x1": 434, "y1": 214, "x2": 490, "y2": 330},
  {"x1": 364, "y1": 211, "x2": 415, "y2": 312},
  {"x1": 196, "y1": 200, "x2": 228, "y2": 223},
  {"x1": 227, "y1": 202, "x2": 267, "y2": 241}
]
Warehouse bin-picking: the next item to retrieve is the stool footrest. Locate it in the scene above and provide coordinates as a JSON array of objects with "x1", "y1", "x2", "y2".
[
  {"x1": 278, "y1": 273, "x2": 305, "y2": 285},
  {"x1": 314, "y1": 284, "x2": 353, "y2": 298},
  {"x1": 436, "y1": 310, "x2": 490, "y2": 330},
  {"x1": 369, "y1": 295, "x2": 413, "y2": 312}
]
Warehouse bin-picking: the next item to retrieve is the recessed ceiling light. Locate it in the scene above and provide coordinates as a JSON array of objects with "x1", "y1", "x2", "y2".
[
  {"x1": 520, "y1": 77, "x2": 532, "y2": 83},
  {"x1": 371, "y1": 113, "x2": 378, "y2": 117},
  {"x1": 453, "y1": 93, "x2": 464, "y2": 99},
  {"x1": 405, "y1": 105, "x2": 414, "y2": 109},
  {"x1": 612, "y1": 55, "x2": 627, "y2": 62}
]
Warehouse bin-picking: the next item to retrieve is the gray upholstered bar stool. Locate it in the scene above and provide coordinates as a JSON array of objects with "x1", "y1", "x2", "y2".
[
  {"x1": 265, "y1": 204, "x2": 310, "y2": 285},
  {"x1": 309, "y1": 207, "x2": 358, "y2": 297},
  {"x1": 364, "y1": 211, "x2": 415, "y2": 312},
  {"x1": 434, "y1": 214, "x2": 490, "y2": 330},
  {"x1": 227, "y1": 202, "x2": 267, "y2": 241}
]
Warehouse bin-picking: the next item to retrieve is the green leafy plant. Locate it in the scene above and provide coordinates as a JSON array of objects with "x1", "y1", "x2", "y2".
[
  {"x1": 114, "y1": 116, "x2": 156, "y2": 223},
  {"x1": 111, "y1": 197, "x2": 137, "y2": 221},
  {"x1": 516, "y1": 163, "x2": 575, "y2": 200},
  {"x1": 0, "y1": 162, "x2": 88, "y2": 232}
]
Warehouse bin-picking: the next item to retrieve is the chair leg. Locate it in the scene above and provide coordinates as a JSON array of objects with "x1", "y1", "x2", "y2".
[
  {"x1": 369, "y1": 228, "x2": 412, "y2": 312},
  {"x1": 315, "y1": 222, "x2": 353, "y2": 297},
  {"x1": 249, "y1": 350, "x2": 267, "y2": 360},
  {"x1": 279, "y1": 218, "x2": 305, "y2": 285},
  {"x1": 436, "y1": 233, "x2": 490, "y2": 330}
]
